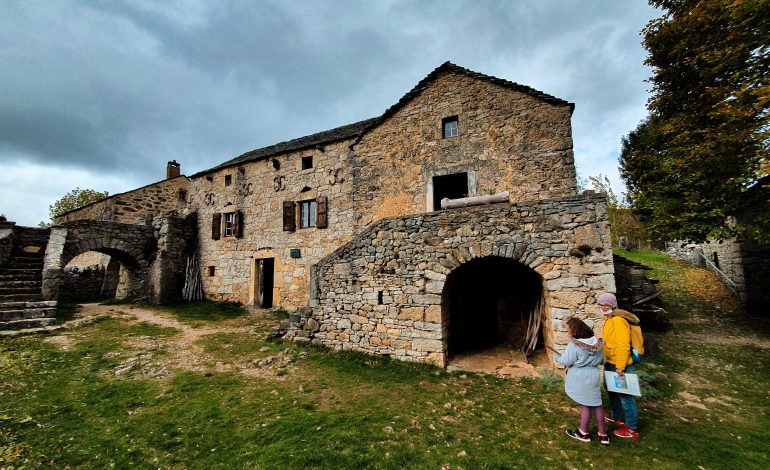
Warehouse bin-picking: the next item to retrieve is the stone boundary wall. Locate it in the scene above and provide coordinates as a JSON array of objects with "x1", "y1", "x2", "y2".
[
  {"x1": 59, "y1": 265, "x2": 107, "y2": 302},
  {"x1": 54, "y1": 176, "x2": 190, "y2": 225},
  {"x1": 289, "y1": 193, "x2": 614, "y2": 367}
]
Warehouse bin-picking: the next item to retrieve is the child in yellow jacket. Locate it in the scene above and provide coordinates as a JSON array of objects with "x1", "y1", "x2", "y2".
[{"x1": 598, "y1": 292, "x2": 640, "y2": 439}]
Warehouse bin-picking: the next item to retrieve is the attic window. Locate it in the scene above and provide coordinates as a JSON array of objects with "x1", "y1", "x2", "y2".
[
  {"x1": 302, "y1": 156, "x2": 313, "y2": 170},
  {"x1": 271, "y1": 159, "x2": 281, "y2": 170},
  {"x1": 224, "y1": 175, "x2": 232, "y2": 186},
  {"x1": 178, "y1": 190, "x2": 187, "y2": 202},
  {"x1": 442, "y1": 116, "x2": 459, "y2": 138}
]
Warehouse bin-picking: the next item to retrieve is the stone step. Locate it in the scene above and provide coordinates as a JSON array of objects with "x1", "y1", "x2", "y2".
[
  {"x1": 0, "y1": 268, "x2": 42, "y2": 275},
  {"x1": 0, "y1": 317, "x2": 57, "y2": 331},
  {"x1": 0, "y1": 300, "x2": 56, "y2": 311},
  {"x1": 0, "y1": 307, "x2": 56, "y2": 322},
  {"x1": 0, "y1": 293, "x2": 42, "y2": 302},
  {"x1": 9, "y1": 253, "x2": 45, "y2": 260},
  {"x1": 0, "y1": 273, "x2": 40, "y2": 281},
  {"x1": 0, "y1": 280, "x2": 42, "y2": 288},
  {"x1": 0, "y1": 286, "x2": 41, "y2": 295},
  {"x1": 0, "y1": 324, "x2": 64, "y2": 338},
  {"x1": 6, "y1": 260, "x2": 44, "y2": 268}
]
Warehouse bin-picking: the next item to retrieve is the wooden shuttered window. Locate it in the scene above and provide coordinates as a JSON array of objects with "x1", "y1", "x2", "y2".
[
  {"x1": 211, "y1": 213, "x2": 221, "y2": 240},
  {"x1": 316, "y1": 196, "x2": 328, "y2": 229},
  {"x1": 282, "y1": 201, "x2": 296, "y2": 232}
]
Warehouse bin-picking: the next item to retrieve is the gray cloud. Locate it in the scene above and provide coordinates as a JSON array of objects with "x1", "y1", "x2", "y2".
[{"x1": 1, "y1": 0, "x2": 659, "y2": 225}]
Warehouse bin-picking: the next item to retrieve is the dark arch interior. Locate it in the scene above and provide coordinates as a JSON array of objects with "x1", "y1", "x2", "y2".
[
  {"x1": 61, "y1": 247, "x2": 140, "y2": 302},
  {"x1": 442, "y1": 256, "x2": 544, "y2": 358}
]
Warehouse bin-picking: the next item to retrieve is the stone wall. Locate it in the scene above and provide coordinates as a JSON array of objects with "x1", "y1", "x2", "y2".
[
  {"x1": 59, "y1": 265, "x2": 107, "y2": 302},
  {"x1": 54, "y1": 176, "x2": 191, "y2": 225},
  {"x1": 351, "y1": 71, "x2": 576, "y2": 228},
  {"x1": 190, "y1": 139, "x2": 359, "y2": 308},
  {"x1": 291, "y1": 193, "x2": 613, "y2": 367},
  {"x1": 668, "y1": 238, "x2": 770, "y2": 316},
  {"x1": 0, "y1": 225, "x2": 12, "y2": 266}
]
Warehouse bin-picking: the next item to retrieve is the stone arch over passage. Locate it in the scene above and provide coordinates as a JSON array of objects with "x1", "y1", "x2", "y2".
[
  {"x1": 59, "y1": 221, "x2": 157, "y2": 301},
  {"x1": 441, "y1": 256, "x2": 546, "y2": 360}
]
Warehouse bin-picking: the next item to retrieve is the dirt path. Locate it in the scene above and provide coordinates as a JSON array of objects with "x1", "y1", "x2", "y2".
[{"x1": 44, "y1": 303, "x2": 292, "y2": 380}]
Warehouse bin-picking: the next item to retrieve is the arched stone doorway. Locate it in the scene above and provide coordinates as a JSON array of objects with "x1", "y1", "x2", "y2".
[{"x1": 442, "y1": 256, "x2": 545, "y2": 363}]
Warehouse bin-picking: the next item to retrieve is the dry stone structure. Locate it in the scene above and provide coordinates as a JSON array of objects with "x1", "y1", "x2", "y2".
[{"x1": 35, "y1": 62, "x2": 616, "y2": 366}]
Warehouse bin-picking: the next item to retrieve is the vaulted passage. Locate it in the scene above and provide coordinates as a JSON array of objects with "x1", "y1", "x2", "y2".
[{"x1": 442, "y1": 256, "x2": 544, "y2": 360}]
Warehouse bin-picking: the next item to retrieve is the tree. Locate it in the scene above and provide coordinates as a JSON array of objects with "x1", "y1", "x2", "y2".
[
  {"x1": 620, "y1": 0, "x2": 769, "y2": 242},
  {"x1": 46, "y1": 188, "x2": 109, "y2": 224},
  {"x1": 587, "y1": 174, "x2": 651, "y2": 247}
]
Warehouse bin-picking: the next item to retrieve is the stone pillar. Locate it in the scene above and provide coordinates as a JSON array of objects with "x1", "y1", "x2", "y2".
[
  {"x1": 41, "y1": 227, "x2": 67, "y2": 301},
  {"x1": 148, "y1": 215, "x2": 188, "y2": 304}
]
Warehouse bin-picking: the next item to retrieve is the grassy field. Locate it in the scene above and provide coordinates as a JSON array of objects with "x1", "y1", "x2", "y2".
[{"x1": 1, "y1": 250, "x2": 769, "y2": 469}]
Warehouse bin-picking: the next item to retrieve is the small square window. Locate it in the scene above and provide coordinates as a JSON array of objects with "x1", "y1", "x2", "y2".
[
  {"x1": 223, "y1": 212, "x2": 236, "y2": 237},
  {"x1": 224, "y1": 174, "x2": 232, "y2": 186},
  {"x1": 299, "y1": 200, "x2": 317, "y2": 228},
  {"x1": 442, "y1": 116, "x2": 459, "y2": 138},
  {"x1": 208, "y1": 266, "x2": 215, "y2": 277},
  {"x1": 178, "y1": 190, "x2": 187, "y2": 202},
  {"x1": 301, "y1": 156, "x2": 313, "y2": 170}
]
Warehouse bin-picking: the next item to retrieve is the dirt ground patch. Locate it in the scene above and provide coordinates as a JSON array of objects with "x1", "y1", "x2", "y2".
[{"x1": 49, "y1": 303, "x2": 293, "y2": 380}]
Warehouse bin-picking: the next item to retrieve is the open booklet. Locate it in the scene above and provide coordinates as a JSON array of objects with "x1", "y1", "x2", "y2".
[{"x1": 604, "y1": 371, "x2": 642, "y2": 396}]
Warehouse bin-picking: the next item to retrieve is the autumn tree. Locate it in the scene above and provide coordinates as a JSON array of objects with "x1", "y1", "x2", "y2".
[
  {"x1": 620, "y1": 0, "x2": 769, "y2": 242},
  {"x1": 41, "y1": 188, "x2": 109, "y2": 226},
  {"x1": 587, "y1": 174, "x2": 652, "y2": 247}
]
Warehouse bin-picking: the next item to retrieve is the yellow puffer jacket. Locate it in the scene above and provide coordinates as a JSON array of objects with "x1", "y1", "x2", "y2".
[{"x1": 602, "y1": 309, "x2": 639, "y2": 369}]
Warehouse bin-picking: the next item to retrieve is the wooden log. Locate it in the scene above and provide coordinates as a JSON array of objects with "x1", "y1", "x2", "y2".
[{"x1": 441, "y1": 191, "x2": 510, "y2": 209}]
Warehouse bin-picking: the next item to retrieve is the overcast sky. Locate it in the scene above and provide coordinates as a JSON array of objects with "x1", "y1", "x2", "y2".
[{"x1": 1, "y1": 0, "x2": 659, "y2": 227}]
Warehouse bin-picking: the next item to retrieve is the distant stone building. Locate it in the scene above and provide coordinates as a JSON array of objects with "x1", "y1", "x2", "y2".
[
  {"x1": 51, "y1": 62, "x2": 615, "y2": 366},
  {"x1": 667, "y1": 176, "x2": 770, "y2": 316}
]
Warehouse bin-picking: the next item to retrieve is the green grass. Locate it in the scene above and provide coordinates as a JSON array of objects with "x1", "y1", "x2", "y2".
[
  {"x1": 156, "y1": 300, "x2": 247, "y2": 324},
  {"x1": 2, "y1": 253, "x2": 770, "y2": 468}
]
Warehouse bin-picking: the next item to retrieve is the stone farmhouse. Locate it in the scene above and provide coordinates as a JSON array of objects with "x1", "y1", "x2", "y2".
[{"x1": 3, "y1": 62, "x2": 614, "y2": 367}]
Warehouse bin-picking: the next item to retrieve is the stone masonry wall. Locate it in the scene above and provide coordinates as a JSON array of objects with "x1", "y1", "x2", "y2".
[
  {"x1": 59, "y1": 266, "x2": 107, "y2": 302},
  {"x1": 190, "y1": 139, "x2": 359, "y2": 308},
  {"x1": 292, "y1": 193, "x2": 613, "y2": 367},
  {"x1": 54, "y1": 176, "x2": 190, "y2": 225},
  {"x1": 351, "y1": 71, "x2": 576, "y2": 228},
  {"x1": 0, "y1": 226, "x2": 12, "y2": 266}
]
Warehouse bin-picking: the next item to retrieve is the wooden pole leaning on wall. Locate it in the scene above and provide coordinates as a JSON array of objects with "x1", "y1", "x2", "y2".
[{"x1": 440, "y1": 191, "x2": 510, "y2": 210}]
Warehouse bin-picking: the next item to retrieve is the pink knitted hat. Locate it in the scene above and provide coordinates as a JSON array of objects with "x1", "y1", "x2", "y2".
[{"x1": 597, "y1": 293, "x2": 618, "y2": 308}]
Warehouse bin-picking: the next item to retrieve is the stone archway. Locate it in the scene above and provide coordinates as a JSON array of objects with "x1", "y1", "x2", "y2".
[
  {"x1": 442, "y1": 256, "x2": 545, "y2": 362},
  {"x1": 45, "y1": 220, "x2": 159, "y2": 302}
]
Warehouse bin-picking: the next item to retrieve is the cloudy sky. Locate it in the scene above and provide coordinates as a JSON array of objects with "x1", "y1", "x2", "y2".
[{"x1": 1, "y1": 0, "x2": 659, "y2": 227}]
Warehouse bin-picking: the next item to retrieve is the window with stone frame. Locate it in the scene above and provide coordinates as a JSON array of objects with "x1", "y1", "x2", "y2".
[
  {"x1": 211, "y1": 210, "x2": 242, "y2": 239},
  {"x1": 299, "y1": 200, "x2": 317, "y2": 228},
  {"x1": 301, "y1": 155, "x2": 313, "y2": 170},
  {"x1": 224, "y1": 212, "x2": 236, "y2": 236},
  {"x1": 224, "y1": 174, "x2": 232, "y2": 186},
  {"x1": 442, "y1": 116, "x2": 459, "y2": 138}
]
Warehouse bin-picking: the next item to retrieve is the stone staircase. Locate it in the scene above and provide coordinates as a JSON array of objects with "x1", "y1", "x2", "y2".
[{"x1": 0, "y1": 226, "x2": 58, "y2": 336}]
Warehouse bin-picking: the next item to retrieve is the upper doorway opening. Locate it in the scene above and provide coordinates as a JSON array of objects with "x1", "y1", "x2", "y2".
[{"x1": 432, "y1": 172, "x2": 468, "y2": 210}]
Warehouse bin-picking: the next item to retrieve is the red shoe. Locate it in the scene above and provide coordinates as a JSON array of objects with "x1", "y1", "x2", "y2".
[{"x1": 613, "y1": 425, "x2": 639, "y2": 439}]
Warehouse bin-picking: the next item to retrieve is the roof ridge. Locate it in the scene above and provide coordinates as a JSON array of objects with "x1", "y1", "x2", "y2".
[{"x1": 349, "y1": 61, "x2": 574, "y2": 148}]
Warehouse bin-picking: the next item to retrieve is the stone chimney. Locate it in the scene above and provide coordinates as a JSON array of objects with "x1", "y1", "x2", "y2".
[{"x1": 166, "y1": 160, "x2": 181, "y2": 179}]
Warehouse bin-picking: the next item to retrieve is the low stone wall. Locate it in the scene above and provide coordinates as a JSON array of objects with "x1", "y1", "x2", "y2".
[
  {"x1": 59, "y1": 265, "x2": 107, "y2": 302},
  {"x1": 288, "y1": 193, "x2": 614, "y2": 367}
]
